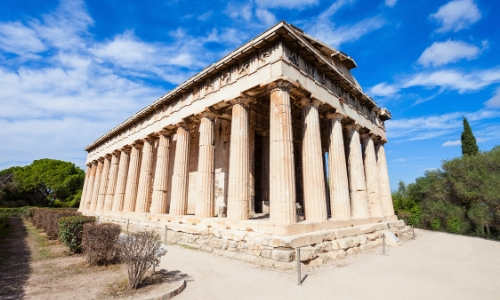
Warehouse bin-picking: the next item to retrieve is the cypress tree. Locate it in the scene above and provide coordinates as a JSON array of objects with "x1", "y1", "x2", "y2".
[{"x1": 461, "y1": 117, "x2": 479, "y2": 156}]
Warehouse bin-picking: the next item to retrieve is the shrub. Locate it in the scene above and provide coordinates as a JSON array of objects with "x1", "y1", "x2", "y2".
[
  {"x1": 117, "y1": 231, "x2": 165, "y2": 289},
  {"x1": 0, "y1": 207, "x2": 35, "y2": 218},
  {"x1": 32, "y1": 208, "x2": 80, "y2": 238},
  {"x1": 82, "y1": 223, "x2": 121, "y2": 266},
  {"x1": 58, "y1": 215, "x2": 96, "y2": 252}
]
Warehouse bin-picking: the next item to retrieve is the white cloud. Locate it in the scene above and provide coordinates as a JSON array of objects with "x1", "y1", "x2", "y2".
[
  {"x1": 485, "y1": 88, "x2": 500, "y2": 108},
  {"x1": 402, "y1": 68, "x2": 500, "y2": 93},
  {"x1": 0, "y1": 22, "x2": 46, "y2": 56},
  {"x1": 225, "y1": 3, "x2": 253, "y2": 21},
  {"x1": 431, "y1": 0, "x2": 481, "y2": 33},
  {"x1": 386, "y1": 109, "x2": 500, "y2": 141},
  {"x1": 418, "y1": 40, "x2": 480, "y2": 67},
  {"x1": 255, "y1": 9, "x2": 277, "y2": 27},
  {"x1": 368, "y1": 82, "x2": 399, "y2": 97},
  {"x1": 442, "y1": 140, "x2": 461, "y2": 146},
  {"x1": 198, "y1": 11, "x2": 213, "y2": 21},
  {"x1": 385, "y1": 0, "x2": 397, "y2": 7},
  {"x1": 255, "y1": 0, "x2": 318, "y2": 9}
]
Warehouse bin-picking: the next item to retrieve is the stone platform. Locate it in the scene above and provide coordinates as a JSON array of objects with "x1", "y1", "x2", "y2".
[{"x1": 89, "y1": 211, "x2": 411, "y2": 269}]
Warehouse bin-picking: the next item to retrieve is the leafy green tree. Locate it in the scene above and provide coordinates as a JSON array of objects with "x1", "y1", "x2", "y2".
[
  {"x1": 461, "y1": 117, "x2": 479, "y2": 156},
  {"x1": 0, "y1": 159, "x2": 84, "y2": 207}
]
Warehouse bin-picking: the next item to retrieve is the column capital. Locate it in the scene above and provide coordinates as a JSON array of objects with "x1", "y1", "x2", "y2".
[
  {"x1": 177, "y1": 119, "x2": 197, "y2": 131},
  {"x1": 120, "y1": 145, "x2": 132, "y2": 153},
  {"x1": 196, "y1": 108, "x2": 218, "y2": 121},
  {"x1": 104, "y1": 153, "x2": 112, "y2": 160},
  {"x1": 326, "y1": 112, "x2": 346, "y2": 121},
  {"x1": 374, "y1": 136, "x2": 388, "y2": 144},
  {"x1": 97, "y1": 157, "x2": 105, "y2": 162},
  {"x1": 228, "y1": 96, "x2": 255, "y2": 108},
  {"x1": 360, "y1": 131, "x2": 376, "y2": 139},
  {"x1": 131, "y1": 141, "x2": 144, "y2": 149},
  {"x1": 298, "y1": 97, "x2": 322, "y2": 108},
  {"x1": 112, "y1": 149, "x2": 121, "y2": 156},
  {"x1": 345, "y1": 123, "x2": 363, "y2": 132},
  {"x1": 266, "y1": 79, "x2": 295, "y2": 93}
]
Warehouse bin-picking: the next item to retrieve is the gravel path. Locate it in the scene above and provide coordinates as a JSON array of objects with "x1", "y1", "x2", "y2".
[{"x1": 159, "y1": 229, "x2": 500, "y2": 300}]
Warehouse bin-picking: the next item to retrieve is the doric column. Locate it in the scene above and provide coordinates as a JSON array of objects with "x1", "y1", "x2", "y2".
[
  {"x1": 135, "y1": 138, "x2": 155, "y2": 213},
  {"x1": 85, "y1": 161, "x2": 97, "y2": 210},
  {"x1": 122, "y1": 143, "x2": 142, "y2": 212},
  {"x1": 89, "y1": 159, "x2": 104, "y2": 211},
  {"x1": 327, "y1": 113, "x2": 351, "y2": 219},
  {"x1": 96, "y1": 155, "x2": 111, "y2": 211},
  {"x1": 300, "y1": 98, "x2": 327, "y2": 221},
  {"x1": 375, "y1": 140, "x2": 395, "y2": 216},
  {"x1": 103, "y1": 151, "x2": 120, "y2": 211},
  {"x1": 170, "y1": 123, "x2": 191, "y2": 216},
  {"x1": 362, "y1": 133, "x2": 383, "y2": 217},
  {"x1": 268, "y1": 80, "x2": 297, "y2": 224},
  {"x1": 261, "y1": 133, "x2": 270, "y2": 213},
  {"x1": 150, "y1": 133, "x2": 171, "y2": 214},
  {"x1": 249, "y1": 125, "x2": 256, "y2": 216},
  {"x1": 112, "y1": 147, "x2": 130, "y2": 212},
  {"x1": 78, "y1": 165, "x2": 91, "y2": 211},
  {"x1": 346, "y1": 124, "x2": 369, "y2": 218},
  {"x1": 196, "y1": 112, "x2": 216, "y2": 218},
  {"x1": 227, "y1": 98, "x2": 251, "y2": 221}
]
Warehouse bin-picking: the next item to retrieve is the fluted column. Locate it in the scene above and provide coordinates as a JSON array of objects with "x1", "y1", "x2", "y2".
[
  {"x1": 135, "y1": 138, "x2": 155, "y2": 213},
  {"x1": 362, "y1": 133, "x2": 383, "y2": 217},
  {"x1": 103, "y1": 152, "x2": 120, "y2": 211},
  {"x1": 261, "y1": 133, "x2": 270, "y2": 213},
  {"x1": 78, "y1": 165, "x2": 91, "y2": 211},
  {"x1": 170, "y1": 124, "x2": 191, "y2": 216},
  {"x1": 227, "y1": 98, "x2": 251, "y2": 220},
  {"x1": 249, "y1": 125, "x2": 256, "y2": 216},
  {"x1": 196, "y1": 113, "x2": 216, "y2": 218},
  {"x1": 327, "y1": 113, "x2": 351, "y2": 219},
  {"x1": 346, "y1": 124, "x2": 369, "y2": 218},
  {"x1": 150, "y1": 133, "x2": 171, "y2": 214},
  {"x1": 300, "y1": 98, "x2": 327, "y2": 221},
  {"x1": 112, "y1": 148, "x2": 130, "y2": 212},
  {"x1": 96, "y1": 156, "x2": 111, "y2": 211},
  {"x1": 375, "y1": 140, "x2": 395, "y2": 216},
  {"x1": 122, "y1": 143, "x2": 142, "y2": 212},
  {"x1": 268, "y1": 80, "x2": 297, "y2": 224},
  {"x1": 89, "y1": 159, "x2": 104, "y2": 211},
  {"x1": 85, "y1": 162, "x2": 97, "y2": 210}
]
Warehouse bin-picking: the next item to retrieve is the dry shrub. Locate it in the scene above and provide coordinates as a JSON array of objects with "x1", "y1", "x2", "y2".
[
  {"x1": 117, "y1": 231, "x2": 165, "y2": 289},
  {"x1": 82, "y1": 222, "x2": 121, "y2": 265},
  {"x1": 32, "y1": 208, "x2": 80, "y2": 238}
]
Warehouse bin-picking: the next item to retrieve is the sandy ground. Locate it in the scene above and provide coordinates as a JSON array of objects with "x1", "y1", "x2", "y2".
[{"x1": 160, "y1": 229, "x2": 500, "y2": 300}]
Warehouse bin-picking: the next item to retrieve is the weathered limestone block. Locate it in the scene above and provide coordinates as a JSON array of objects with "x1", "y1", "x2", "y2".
[
  {"x1": 337, "y1": 237, "x2": 355, "y2": 250},
  {"x1": 346, "y1": 247, "x2": 361, "y2": 255},
  {"x1": 336, "y1": 227, "x2": 361, "y2": 239},
  {"x1": 271, "y1": 248, "x2": 295, "y2": 262},
  {"x1": 317, "y1": 241, "x2": 333, "y2": 253},
  {"x1": 261, "y1": 247, "x2": 273, "y2": 259}
]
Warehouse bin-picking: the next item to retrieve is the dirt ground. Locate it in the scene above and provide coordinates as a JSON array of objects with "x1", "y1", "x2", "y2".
[
  {"x1": 0, "y1": 217, "x2": 187, "y2": 300},
  {"x1": 160, "y1": 228, "x2": 500, "y2": 300}
]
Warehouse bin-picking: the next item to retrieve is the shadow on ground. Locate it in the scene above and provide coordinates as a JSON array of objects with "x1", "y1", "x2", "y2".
[{"x1": 0, "y1": 217, "x2": 31, "y2": 299}]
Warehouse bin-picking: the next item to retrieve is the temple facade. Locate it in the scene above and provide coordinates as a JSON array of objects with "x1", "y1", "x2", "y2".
[{"x1": 80, "y1": 22, "x2": 407, "y2": 266}]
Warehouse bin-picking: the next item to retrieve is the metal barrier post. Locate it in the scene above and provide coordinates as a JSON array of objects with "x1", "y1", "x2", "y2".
[
  {"x1": 126, "y1": 219, "x2": 130, "y2": 233},
  {"x1": 165, "y1": 225, "x2": 168, "y2": 245},
  {"x1": 297, "y1": 248, "x2": 302, "y2": 286},
  {"x1": 412, "y1": 225, "x2": 415, "y2": 240},
  {"x1": 382, "y1": 233, "x2": 386, "y2": 256}
]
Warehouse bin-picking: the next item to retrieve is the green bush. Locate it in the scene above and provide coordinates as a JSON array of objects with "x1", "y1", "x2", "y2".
[
  {"x1": 0, "y1": 207, "x2": 35, "y2": 218},
  {"x1": 58, "y1": 215, "x2": 96, "y2": 252},
  {"x1": 430, "y1": 219, "x2": 441, "y2": 230}
]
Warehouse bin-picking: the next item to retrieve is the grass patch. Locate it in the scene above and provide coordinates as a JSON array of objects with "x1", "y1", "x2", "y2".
[{"x1": 25, "y1": 221, "x2": 67, "y2": 261}]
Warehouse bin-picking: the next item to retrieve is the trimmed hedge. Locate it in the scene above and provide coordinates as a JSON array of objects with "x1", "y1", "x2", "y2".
[
  {"x1": 32, "y1": 208, "x2": 80, "y2": 239},
  {"x1": 0, "y1": 207, "x2": 35, "y2": 219},
  {"x1": 82, "y1": 223, "x2": 121, "y2": 265},
  {"x1": 58, "y1": 215, "x2": 96, "y2": 252}
]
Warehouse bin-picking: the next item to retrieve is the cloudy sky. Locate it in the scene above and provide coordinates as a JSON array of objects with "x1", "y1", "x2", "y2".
[{"x1": 1, "y1": 0, "x2": 499, "y2": 190}]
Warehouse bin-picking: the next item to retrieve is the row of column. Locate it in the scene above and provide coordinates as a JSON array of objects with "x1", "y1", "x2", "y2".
[{"x1": 79, "y1": 79, "x2": 395, "y2": 224}]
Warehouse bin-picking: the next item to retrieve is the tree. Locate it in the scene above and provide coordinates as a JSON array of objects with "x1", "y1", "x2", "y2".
[
  {"x1": 461, "y1": 117, "x2": 479, "y2": 156},
  {"x1": 0, "y1": 159, "x2": 85, "y2": 207}
]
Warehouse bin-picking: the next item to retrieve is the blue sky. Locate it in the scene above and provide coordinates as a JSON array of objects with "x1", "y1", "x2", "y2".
[{"x1": 1, "y1": 0, "x2": 499, "y2": 190}]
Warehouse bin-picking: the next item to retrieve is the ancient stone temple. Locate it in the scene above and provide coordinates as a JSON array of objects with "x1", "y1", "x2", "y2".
[{"x1": 80, "y1": 21, "x2": 408, "y2": 267}]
